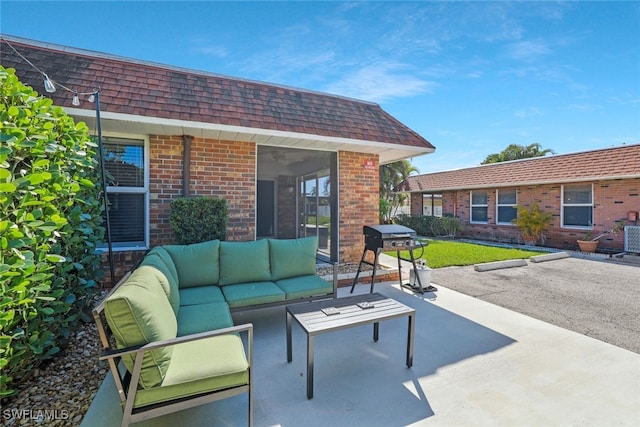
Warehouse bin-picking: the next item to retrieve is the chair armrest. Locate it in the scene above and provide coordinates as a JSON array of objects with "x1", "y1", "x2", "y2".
[{"x1": 99, "y1": 323, "x2": 253, "y2": 361}]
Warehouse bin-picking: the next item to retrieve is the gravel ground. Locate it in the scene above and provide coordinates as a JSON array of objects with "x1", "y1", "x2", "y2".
[{"x1": 1, "y1": 321, "x2": 107, "y2": 426}]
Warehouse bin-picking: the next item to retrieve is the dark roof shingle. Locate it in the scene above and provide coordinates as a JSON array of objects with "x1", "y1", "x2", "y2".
[
  {"x1": 1, "y1": 36, "x2": 433, "y2": 150},
  {"x1": 400, "y1": 144, "x2": 640, "y2": 192}
]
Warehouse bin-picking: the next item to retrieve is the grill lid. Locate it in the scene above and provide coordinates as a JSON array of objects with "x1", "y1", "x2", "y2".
[{"x1": 363, "y1": 224, "x2": 416, "y2": 238}]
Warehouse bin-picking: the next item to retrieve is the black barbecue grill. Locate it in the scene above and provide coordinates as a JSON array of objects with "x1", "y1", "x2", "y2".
[{"x1": 350, "y1": 224, "x2": 437, "y2": 294}]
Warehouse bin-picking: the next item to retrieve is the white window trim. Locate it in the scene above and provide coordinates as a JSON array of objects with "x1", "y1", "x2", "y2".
[
  {"x1": 100, "y1": 133, "x2": 150, "y2": 252},
  {"x1": 470, "y1": 190, "x2": 488, "y2": 224},
  {"x1": 496, "y1": 188, "x2": 517, "y2": 225},
  {"x1": 561, "y1": 183, "x2": 593, "y2": 230}
]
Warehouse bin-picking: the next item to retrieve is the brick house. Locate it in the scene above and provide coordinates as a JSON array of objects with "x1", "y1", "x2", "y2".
[
  {"x1": 399, "y1": 144, "x2": 640, "y2": 252},
  {"x1": 1, "y1": 35, "x2": 435, "y2": 284}
]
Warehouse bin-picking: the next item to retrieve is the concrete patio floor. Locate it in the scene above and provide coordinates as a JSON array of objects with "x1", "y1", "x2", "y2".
[{"x1": 82, "y1": 278, "x2": 640, "y2": 426}]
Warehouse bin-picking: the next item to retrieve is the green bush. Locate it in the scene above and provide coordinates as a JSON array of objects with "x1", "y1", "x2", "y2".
[
  {"x1": 0, "y1": 66, "x2": 105, "y2": 397},
  {"x1": 395, "y1": 214, "x2": 462, "y2": 238},
  {"x1": 170, "y1": 197, "x2": 227, "y2": 244}
]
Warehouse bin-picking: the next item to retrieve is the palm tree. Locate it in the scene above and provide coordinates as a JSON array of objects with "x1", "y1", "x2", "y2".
[
  {"x1": 482, "y1": 143, "x2": 555, "y2": 164},
  {"x1": 380, "y1": 160, "x2": 418, "y2": 223}
]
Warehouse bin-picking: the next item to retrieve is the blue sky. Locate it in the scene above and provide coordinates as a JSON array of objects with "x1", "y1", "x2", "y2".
[{"x1": 2, "y1": 1, "x2": 639, "y2": 174}]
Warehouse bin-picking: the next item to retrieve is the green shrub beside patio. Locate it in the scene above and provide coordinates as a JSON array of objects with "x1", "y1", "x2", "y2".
[{"x1": 0, "y1": 66, "x2": 104, "y2": 397}]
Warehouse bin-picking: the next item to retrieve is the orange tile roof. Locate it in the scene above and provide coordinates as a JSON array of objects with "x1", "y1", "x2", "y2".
[
  {"x1": 1, "y1": 36, "x2": 433, "y2": 150},
  {"x1": 400, "y1": 144, "x2": 640, "y2": 192}
]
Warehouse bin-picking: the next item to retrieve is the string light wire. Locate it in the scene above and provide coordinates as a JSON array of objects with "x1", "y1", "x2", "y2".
[{"x1": 2, "y1": 37, "x2": 98, "y2": 99}]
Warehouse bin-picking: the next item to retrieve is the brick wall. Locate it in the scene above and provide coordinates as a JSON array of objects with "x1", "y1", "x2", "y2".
[
  {"x1": 338, "y1": 151, "x2": 380, "y2": 263},
  {"x1": 101, "y1": 143, "x2": 385, "y2": 286},
  {"x1": 409, "y1": 178, "x2": 640, "y2": 252},
  {"x1": 101, "y1": 135, "x2": 258, "y2": 287}
]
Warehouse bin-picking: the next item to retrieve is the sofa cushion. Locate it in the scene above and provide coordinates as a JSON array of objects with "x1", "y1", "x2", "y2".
[
  {"x1": 269, "y1": 237, "x2": 318, "y2": 281},
  {"x1": 164, "y1": 239, "x2": 220, "y2": 288},
  {"x1": 140, "y1": 248, "x2": 180, "y2": 315},
  {"x1": 179, "y1": 286, "x2": 226, "y2": 307},
  {"x1": 177, "y1": 302, "x2": 234, "y2": 336},
  {"x1": 221, "y1": 282, "x2": 285, "y2": 308},
  {"x1": 219, "y1": 240, "x2": 271, "y2": 286},
  {"x1": 275, "y1": 274, "x2": 333, "y2": 300},
  {"x1": 133, "y1": 333, "x2": 249, "y2": 408},
  {"x1": 104, "y1": 268, "x2": 177, "y2": 389}
]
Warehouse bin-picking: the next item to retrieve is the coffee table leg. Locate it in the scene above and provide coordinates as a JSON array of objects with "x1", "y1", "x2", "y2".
[
  {"x1": 286, "y1": 311, "x2": 292, "y2": 363},
  {"x1": 373, "y1": 322, "x2": 379, "y2": 342},
  {"x1": 307, "y1": 334, "x2": 314, "y2": 399},
  {"x1": 406, "y1": 313, "x2": 414, "y2": 368}
]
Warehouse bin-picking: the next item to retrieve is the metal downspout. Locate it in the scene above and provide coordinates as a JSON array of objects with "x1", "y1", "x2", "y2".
[{"x1": 182, "y1": 135, "x2": 192, "y2": 197}]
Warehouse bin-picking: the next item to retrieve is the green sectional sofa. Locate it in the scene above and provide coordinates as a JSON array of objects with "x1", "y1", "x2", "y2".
[{"x1": 92, "y1": 236, "x2": 336, "y2": 427}]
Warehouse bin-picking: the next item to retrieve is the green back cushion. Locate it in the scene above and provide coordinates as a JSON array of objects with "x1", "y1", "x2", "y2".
[
  {"x1": 269, "y1": 237, "x2": 318, "y2": 280},
  {"x1": 219, "y1": 240, "x2": 271, "y2": 286},
  {"x1": 104, "y1": 268, "x2": 177, "y2": 389},
  {"x1": 164, "y1": 240, "x2": 220, "y2": 288},
  {"x1": 139, "y1": 248, "x2": 180, "y2": 315}
]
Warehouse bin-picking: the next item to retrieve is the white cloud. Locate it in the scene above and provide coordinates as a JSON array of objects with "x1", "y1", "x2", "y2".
[
  {"x1": 191, "y1": 45, "x2": 228, "y2": 58},
  {"x1": 323, "y1": 62, "x2": 435, "y2": 102},
  {"x1": 507, "y1": 40, "x2": 551, "y2": 61},
  {"x1": 514, "y1": 107, "x2": 543, "y2": 118}
]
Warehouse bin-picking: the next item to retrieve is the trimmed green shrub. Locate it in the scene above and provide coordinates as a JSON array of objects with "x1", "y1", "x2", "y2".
[
  {"x1": 170, "y1": 197, "x2": 227, "y2": 244},
  {"x1": 0, "y1": 66, "x2": 105, "y2": 397},
  {"x1": 395, "y1": 214, "x2": 462, "y2": 238}
]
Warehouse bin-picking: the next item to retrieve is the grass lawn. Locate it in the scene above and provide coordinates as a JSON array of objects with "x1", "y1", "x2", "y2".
[{"x1": 389, "y1": 239, "x2": 547, "y2": 269}]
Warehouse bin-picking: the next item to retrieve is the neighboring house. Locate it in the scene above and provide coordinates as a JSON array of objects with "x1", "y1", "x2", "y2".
[
  {"x1": 1, "y1": 35, "x2": 435, "y2": 284},
  {"x1": 398, "y1": 144, "x2": 640, "y2": 252}
]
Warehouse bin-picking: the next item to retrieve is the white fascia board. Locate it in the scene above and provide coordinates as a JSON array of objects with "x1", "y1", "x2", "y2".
[{"x1": 66, "y1": 107, "x2": 434, "y2": 155}]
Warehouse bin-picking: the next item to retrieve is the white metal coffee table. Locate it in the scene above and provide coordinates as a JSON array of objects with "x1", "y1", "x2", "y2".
[{"x1": 286, "y1": 292, "x2": 415, "y2": 399}]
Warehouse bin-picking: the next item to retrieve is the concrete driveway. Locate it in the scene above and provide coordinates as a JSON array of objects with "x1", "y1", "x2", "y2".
[{"x1": 429, "y1": 253, "x2": 640, "y2": 354}]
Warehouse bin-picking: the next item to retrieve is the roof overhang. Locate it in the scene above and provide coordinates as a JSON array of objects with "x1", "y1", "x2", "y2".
[
  {"x1": 67, "y1": 107, "x2": 434, "y2": 165},
  {"x1": 401, "y1": 175, "x2": 640, "y2": 193}
]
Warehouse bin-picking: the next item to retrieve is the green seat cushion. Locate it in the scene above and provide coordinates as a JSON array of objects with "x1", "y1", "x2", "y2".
[
  {"x1": 177, "y1": 302, "x2": 234, "y2": 336},
  {"x1": 269, "y1": 237, "x2": 318, "y2": 280},
  {"x1": 164, "y1": 240, "x2": 220, "y2": 288},
  {"x1": 221, "y1": 282, "x2": 285, "y2": 308},
  {"x1": 104, "y1": 268, "x2": 177, "y2": 389},
  {"x1": 133, "y1": 334, "x2": 249, "y2": 408},
  {"x1": 140, "y1": 248, "x2": 180, "y2": 315},
  {"x1": 179, "y1": 286, "x2": 226, "y2": 306},
  {"x1": 275, "y1": 274, "x2": 334, "y2": 300},
  {"x1": 219, "y1": 240, "x2": 271, "y2": 286}
]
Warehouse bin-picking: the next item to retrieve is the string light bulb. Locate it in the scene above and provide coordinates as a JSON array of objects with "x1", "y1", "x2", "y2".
[
  {"x1": 43, "y1": 73, "x2": 56, "y2": 93},
  {"x1": 72, "y1": 92, "x2": 80, "y2": 106},
  {"x1": 87, "y1": 93, "x2": 95, "y2": 103}
]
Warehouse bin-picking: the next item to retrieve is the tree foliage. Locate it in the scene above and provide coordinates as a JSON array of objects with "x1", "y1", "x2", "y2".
[
  {"x1": 380, "y1": 160, "x2": 418, "y2": 223},
  {"x1": 481, "y1": 143, "x2": 555, "y2": 164},
  {"x1": 0, "y1": 66, "x2": 105, "y2": 397}
]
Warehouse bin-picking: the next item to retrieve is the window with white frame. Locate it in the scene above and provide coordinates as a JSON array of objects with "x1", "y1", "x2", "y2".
[
  {"x1": 470, "y1": 191, "x2": 488, "y2": 223},
  {"x1": 422, "y1": 194, "x2": 443, "y2": 217},
  {"x1": 496, "y1": 189, "x2": 517, "y2": 224},
  {"x1": 562, "y1": 184, "x2": 593, "y2": 228},
  {"x1": 101, "y1": 136, "x2": 148, "y2": 249}
]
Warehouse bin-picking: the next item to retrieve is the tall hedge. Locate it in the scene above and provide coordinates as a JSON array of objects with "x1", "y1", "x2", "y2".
[
  {"x1": 0, "y1": 66, "x2": 105, "y2": 397},
  {"x1": 170, "y1": 197, "x2": 227, "y2": 244}
]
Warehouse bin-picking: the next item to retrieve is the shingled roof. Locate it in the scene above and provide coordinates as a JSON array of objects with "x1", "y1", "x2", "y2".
[
  {"x1": 399, "y1": 144, "x2": 640, "y2": 192},
  {"x1": 0, "y1": 35, "x2": 434, "y2": 162}
]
